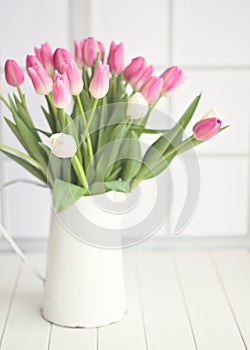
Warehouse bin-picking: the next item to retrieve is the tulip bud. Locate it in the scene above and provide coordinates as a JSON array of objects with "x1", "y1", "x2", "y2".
[
  {"x1": 193, "y1": 117, "x2": 222, "y2": 141},
  {"x1": 126, "y1": 92, "x2": 149, "y2": 120},
  {"x1": 160, "y1": 66, "x2": 186, "y2": 95},
  {"x1": 34, "y1": 42, "x2": 54, "y2": 76},
  {"x1": 4, "y1": 60, "x2": 24, "y2": 87},
  {"x1": 52, "y1": 71, "x2": 72, "y2": 109},
  {"x1": 74, "y1": 39, "x2": 85, "y2": 68},
  {"x1": 107, "y1": 41, "x2": 124, "y2": 74},
  {"x1": 49, "y1": 133, "x2": 77, "y2": 158},
  {"x1": 82, "y1": 37, "x2": 102, "y2": 67},
  {"x1": 201, "y1": 108, "x2": 221, "y2": 120},
  {"x1": 140, "y1": 76, "x2": 163, "y2": 104},
  {"x1": 26, "y1": 55, "x2": 40, "y2": 70},
  {"x1": 89, "y1": 62, "x2": 110, "y2": 99},
  {"x1": 53, "y1": 48, "x2": 72, "y2": 73},
  {"x1": 124, "y1": 57, "x2": 146, "y2": 82},
  {"x1": 62, "y1": 60, "x2": 83, "y2": 95},
  {"x1": 27, "y1": 63, "x2": 53, "y2": 95}
]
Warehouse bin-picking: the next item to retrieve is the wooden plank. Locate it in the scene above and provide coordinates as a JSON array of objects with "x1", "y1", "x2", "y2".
[
  {"x1": 98, "y1": 251, "x2": 147, "y2": 350},
  {"x1": 212, "y1": 249, "x2": 250, "y2": 348},
  {"x1": 49, "y1": 325, "x2": 97, "y2": 350},
  {"x1": 137, "y1": 251, "x2": 196, "y2": 350},
  {"x1": 0, "y1": 254, "x2": 21, "y2": 344},
  {"x1": 1, "y1": 253, "x2": 51, "y2": 350},
  {"x1": 175, "y1": 250, "x2": 246, "y2": 350}
]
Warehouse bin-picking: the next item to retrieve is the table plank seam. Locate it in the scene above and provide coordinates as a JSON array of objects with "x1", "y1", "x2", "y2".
[
  {"x1": 0, "y1": 260, "x2": 23, "y2": 348},
  {"x1": 135, "y1": 253, "x2": 149, "y2": 350},
  {"x1": 172, "y1": 252, "x2": 199, "y2": 350},
  {"x1": 46, "y1": 323, "x2": 52, "y2": 350},
  {"x1": 209, "y1": 251, "x2": 248, "y2": 350}
]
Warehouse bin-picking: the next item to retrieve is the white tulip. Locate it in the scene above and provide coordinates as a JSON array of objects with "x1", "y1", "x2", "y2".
[
  {"x1": 49, "y1": 133, "x2": 77, "y2": 158},
  {"x1": 126, "y1": 92, "x2": 149, "y2": 120},
  {"x1": 201, "y1": 108, "x2": 222, "y2": 121},
  {"x1": 0, "y1": 82, "x2": 3, "y2": 96}
]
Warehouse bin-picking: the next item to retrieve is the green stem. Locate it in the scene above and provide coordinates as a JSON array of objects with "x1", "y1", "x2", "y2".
[
  {"x1": 84, "y1": 99, "x2": 98, "y2": 135},
  {"x1": 76, "y1": 94, "x2": 87, "y2": 126},
  {"x1": 46, "y1": 94, "x2": 58, "y2": 120},
  {"x1": 76, "y1": 94, "x2": 94, "y2": 161},
  {"x1": 59, "y1": 108, "x2": 67, "y2": 130},
  {"x1": 112, "y1": 74, "x2": 117, "y2": 102},
  {"x1": 153, "y1": 136, "x2": 195, "y2": 169},
  {"x1": 17, "y1": 86, "x2": 29, "y2": 114},
  {"x1": 126, "y1": 118, "x2": 133, "y2": 132},
  {"x1": 0, "y1": 96, "x2": 11, "y2": 111},
  {"x1": 72, "y1": 155, "x2": 89, "y2": 190}
]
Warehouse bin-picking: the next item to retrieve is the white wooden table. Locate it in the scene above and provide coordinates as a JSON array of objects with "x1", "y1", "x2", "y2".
[{"x1": 0, "y1": 249, "x2": 249, "y2": 350}]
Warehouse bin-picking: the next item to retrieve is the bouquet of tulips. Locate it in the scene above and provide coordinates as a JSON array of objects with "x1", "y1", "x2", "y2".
[{"x1": 0, "y1": 38, "x2": 226, "y2": 212}]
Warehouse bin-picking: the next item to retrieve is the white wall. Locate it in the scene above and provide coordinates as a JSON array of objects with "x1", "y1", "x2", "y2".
[{"x1": 0, "y1": 0, "x2": 249, "y2": 241}]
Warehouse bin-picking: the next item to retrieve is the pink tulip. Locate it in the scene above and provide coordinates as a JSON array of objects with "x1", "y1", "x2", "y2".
[
  {"x1": 53, "y1": 48, "x2": 72, "y2": 73},
  {"x1": 26, "y1": 55, "x2": 40, "y2": 69},
  {"x1": 124, "y1": 57, "x2": 146, "y2": 82},
  {"x1": 160, "y1": 66, "x2": 186, "y2": 95},
  {"x1": 62, "y1": 60, "x2": 83, "y2": 95},
  {"x1": 133, "y1": 64, "x2": 153, "y2": 91},
  {"x1": 27, "y1": 63, "x2": 53, "y2": 95},
  {"x1": 140, "y1": 76, "x2": 163, "y2": 104},
  {"x1": 34, "y1": 42, "x2": 54, "y2": 76},
  {"x1": 193, "y1": 117, "x2": 222, "y2": 141},
  {"x1": 74, "y1": 39, "x2": 85, "y2": 68},
  {"x1": 4, "y1": 60, "x2": 24, "y2": 87},
  {"x1": 52, "y1": 71, "x2": 72, "y2": 109},
  {"x1": 82, "y1": 37, "x2": 102, "y2": 67},
  {"x1": 98, "y1": 41, "x2": 105, "y2": 62},
  {"x1": 107, "y1": 41, "x2": 124, "y2": 74},
  {"x1": 89, "y1": 62, "x2": 110, "y2": 99}
]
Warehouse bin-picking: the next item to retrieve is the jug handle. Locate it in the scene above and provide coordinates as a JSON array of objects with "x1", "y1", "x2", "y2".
[{"x1": 0, "y1": 179, "x2": 46, "y2": 282}]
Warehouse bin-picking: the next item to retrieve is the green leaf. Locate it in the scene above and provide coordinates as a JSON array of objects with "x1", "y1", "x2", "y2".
[
  {"x1": 13, "y1": 94, "x2": 35, "y2": 130},
  {"x1": 136, "y1": 95, "x2": 201, "y2": 180},
  {"x1": 0, "y1": 149, "x2": 46, "y2": 183},
  {"x1": 38, "y1": 143, "x2": 61, "y2": 180},
  {"x1": 53, "y1": 179, "x2": 87, "y2": 212},
  {"x1": 122, "y1": 131, "x2": 142, "y2": 181},
  {"x1": 131, "y1": 125, "x2": 169, "y2": 134},
  {"x1": 41, "y1": 105, "x2": 56, "y2": 132},
  {"x1": 95, "y1": 124, "x2": 127, "y2": 181},
  {"x1": 104, "y1": 180, "x2": 131, "y2": 192},
  {"x1": 107, "y1": 166, "x2": 122, "y2": 181},
  {"x1": 35, "y1": 128, "x2": 52, "y2": 137},
  {"x1": 178, "y1": 94, "x2": 201, "y2": 130}
]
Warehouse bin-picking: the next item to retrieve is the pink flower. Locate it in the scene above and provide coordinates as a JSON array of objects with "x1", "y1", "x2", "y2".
[
  {"x1": 133, "y1": 64, "x2": 153, "y2": 91},
  {"x1": 53, "y1": 48, "x2": 72, "y2": 73},
  {"x1": 124, "y1": 57, "x2": 146, "y2": 82},
  {"x1": 193, "y1": 117, "x2": 222, "y2": 141},
  {"x1": 160, "y1": 66, "x2": 186, "y2": 95},
  {"x1": 89, "y1": 62, "x2": 110, "y2": 99},
  {"x1": 26, "y1": 55, "x2": 40, "y2": 69},
  {"x1": 82, "y1": 37, "x2": 102, "y2": 67},
  {"x1": 52, "y1": 71, "x2": 72, "y2": 109},
  {"x1": 107, "y1": 41, "x2": 124, "y2": 74},
  {"x1": 74, "y1": 39, "x2": 85, "y2": 68},
  {"x1": 34, "y1": 42, "x2": 54, "y2": 76},
  {"x1": 140, "y1": 76, "x2": 163, "y2": 104},
  {"x1": 4, "y1": 60, "x2": 24, "y2": 87},
  {"x1": 62, "y1": 60, "x2": 83, "y2": 95},
  {"x1": 27, "y1": 63, "x2": 53, "y2": 95}
]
